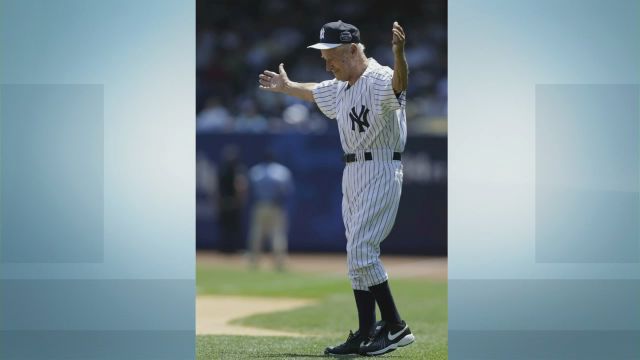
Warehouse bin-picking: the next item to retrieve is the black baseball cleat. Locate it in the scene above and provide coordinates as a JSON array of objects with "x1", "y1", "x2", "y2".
[
  {"x1": 360, "y1": 320, "x2": 415, "y2": 356},
  {"x1": 324, "y1": 329, "x2": 368, "y2": 356}
]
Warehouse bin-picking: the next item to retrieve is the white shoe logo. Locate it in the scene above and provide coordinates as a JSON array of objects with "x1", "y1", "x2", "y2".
[{"x1": 387, "y1": 325, "x2": 407, "y2": 341}]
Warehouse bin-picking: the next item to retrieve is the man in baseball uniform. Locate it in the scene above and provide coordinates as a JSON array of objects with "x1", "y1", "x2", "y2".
[{"x1": 258, "y1": 20, "x2": 413, "y2": 356}]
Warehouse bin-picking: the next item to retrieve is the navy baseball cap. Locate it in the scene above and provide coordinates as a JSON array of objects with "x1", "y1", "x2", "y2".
[{"x1": 307, "y1": 20, "x2": 361, "y2": 50}]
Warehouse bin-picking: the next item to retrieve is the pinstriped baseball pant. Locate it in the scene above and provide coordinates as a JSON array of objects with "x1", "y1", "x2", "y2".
[{"x1": 342, "y1": 158, "x2": 403, "y2": 290}]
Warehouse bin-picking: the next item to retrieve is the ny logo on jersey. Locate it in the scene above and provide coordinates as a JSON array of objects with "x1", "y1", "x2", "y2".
[{"x1": 349, "y1": 105, "x2": 370, "y2": 133}]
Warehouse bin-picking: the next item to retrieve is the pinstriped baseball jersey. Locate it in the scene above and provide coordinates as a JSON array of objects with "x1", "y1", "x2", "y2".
[
  {"x1": 313, "y1": 58, "x2": 407, "y2": 154},
  {"x1": 312, "y1": 57, "x2": 406, "y2": 291}
]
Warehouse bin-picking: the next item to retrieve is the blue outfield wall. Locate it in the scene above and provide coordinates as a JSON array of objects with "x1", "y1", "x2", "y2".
[{"x1": 196, "y1": 133, "x2": 447, "y2": 255}]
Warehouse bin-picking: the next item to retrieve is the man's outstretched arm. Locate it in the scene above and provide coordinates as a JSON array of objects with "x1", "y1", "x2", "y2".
[
  {"x1": 391, "y1": 22, "x2": 408, "y2": 94},
  {"x1": 258, "y1": 63, "x2": 317, "y2": 103}
]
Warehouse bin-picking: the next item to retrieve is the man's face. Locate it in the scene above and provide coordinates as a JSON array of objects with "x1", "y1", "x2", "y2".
[{"x1": 321, "y1": 46, "x2": 350, "y2": 81}]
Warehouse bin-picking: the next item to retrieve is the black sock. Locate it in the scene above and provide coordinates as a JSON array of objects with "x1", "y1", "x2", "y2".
[
  {"x1": 369, "y1": 281, "x2": 402, "y2": 325},
  {"x1": 353, "y1": 289, "x2": 376, "y2": 336}
]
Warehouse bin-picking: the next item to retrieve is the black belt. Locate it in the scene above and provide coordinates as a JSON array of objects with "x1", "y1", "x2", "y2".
[{"x1": 343, "y1": 152, "x2": 402, "y2": 163}]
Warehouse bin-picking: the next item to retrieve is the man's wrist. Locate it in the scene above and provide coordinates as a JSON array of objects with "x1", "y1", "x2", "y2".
[
  {"x1": 287, "y1": 79, "x2": 301, "y2": 87},
  {"x1": 283, "y1": 80, "x2": 294, "y2": 94}
]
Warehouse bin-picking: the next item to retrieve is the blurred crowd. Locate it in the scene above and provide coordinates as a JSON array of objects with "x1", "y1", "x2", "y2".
[{"x1": 196, "y1": 0, "x2": 447, "y2": 135}]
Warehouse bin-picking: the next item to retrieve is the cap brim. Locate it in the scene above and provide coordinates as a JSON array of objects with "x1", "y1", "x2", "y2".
[{"x1": 307, "y1": 43, "x2": 343, "y2": 50}]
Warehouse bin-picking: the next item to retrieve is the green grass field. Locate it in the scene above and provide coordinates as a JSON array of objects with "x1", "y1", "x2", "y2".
[{"x1": 196, "y1": 264, "x2": 447, "y2": 359}]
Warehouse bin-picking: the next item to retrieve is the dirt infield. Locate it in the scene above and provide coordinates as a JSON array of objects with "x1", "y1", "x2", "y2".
[
  {"x1": 196, "y1": 295, "x2": 314, "y2": 336},
  {"x1": 197, "y1": 251, "x2": 447, "y2": 281}
]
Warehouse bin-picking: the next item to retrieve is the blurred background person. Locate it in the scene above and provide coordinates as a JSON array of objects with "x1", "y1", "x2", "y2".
[
  {"x1": 217, "y1": 144, "x2": 248, "y2": 253},
  {"x1": 247, "y1": 151, "x2": 294, "y2": 270}
]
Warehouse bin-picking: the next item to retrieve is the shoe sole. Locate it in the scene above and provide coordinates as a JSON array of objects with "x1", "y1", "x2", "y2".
[
  {"x1": 324, "y1": 352, "x2": 362, "y2": 357},
  {"x1": 324, "y1": 348, "x2": 363, "y2": 356},
  {"x1": 365, "y1": 333, "x2": 416, "y2": 356}
]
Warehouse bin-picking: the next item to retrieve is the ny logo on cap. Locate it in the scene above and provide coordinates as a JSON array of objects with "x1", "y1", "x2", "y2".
[{"x1": 320, "y1": 28, "x2": 325, "y2": 40}]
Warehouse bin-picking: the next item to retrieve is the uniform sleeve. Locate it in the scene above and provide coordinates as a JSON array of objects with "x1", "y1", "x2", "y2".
[
  {"x1": 373, "y1": 68, "x2": 406, "y2": 115},
  {"x1": 312, "y1": 79, "x2": 339, "y2": 119}
]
